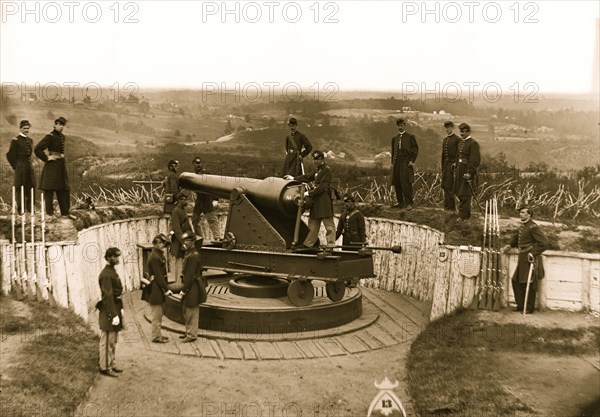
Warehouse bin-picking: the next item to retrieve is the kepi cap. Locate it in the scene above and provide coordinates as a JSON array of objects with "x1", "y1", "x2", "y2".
[
  {"x1": 288, "y1": 117, "x2": 297, "y2": 125},
  {"x1": 153, "y1": 233, "x2": 170, "y2": 245},
  {"x1": 458, "y1": 123, "x2": 471, "y2": 131},
  {"x1": 105, "y1": 247, "x2": 121, "y2": 258},
  {"x1": 54, "y1": 116, "x2": 67, "y2": 125},
  {"x1": 20, "y1": 120, "x2": 31, "y2": 128},
  {"x1": 312, "y1": 150, "x2": 324, "y2": 160}
]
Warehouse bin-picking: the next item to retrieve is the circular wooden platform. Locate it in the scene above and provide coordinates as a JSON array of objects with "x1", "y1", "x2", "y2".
[{"x1": 161, "y1": 273, "x2": 370, "y2": 337}]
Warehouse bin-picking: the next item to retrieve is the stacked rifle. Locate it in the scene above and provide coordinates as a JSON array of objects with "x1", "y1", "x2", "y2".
[
  {"x1": 470, "y1": 197, "x2": 503, "y2": 311},
  {"x1": 9, "y1": 186, "x2": 50, "y2": 301}
]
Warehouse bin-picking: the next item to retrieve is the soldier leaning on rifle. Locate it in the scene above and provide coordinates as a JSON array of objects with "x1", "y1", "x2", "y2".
[
  {"x1": 452, "y1": 123, "x2": 481, "y2": 220},
  {"x1": 335, "y1": 194, "x2": 366, "y2": 248},
  {"x1": 6, "y1": 120, "x2": 36, "y2": 213},
  {"x1": 501, "y1": 206, "x2": 549, "y2": 314},
  {"x1": 440, "y1": 121, "x2": 460, "y2": 212},
  {"x1": 147, "y1": 234, "x2": 172, "y2": 343},
  {"x1": 97, "y1": 247, "x2": 125, "y2": 378},
  {"x1": 282, "y1": 117, "x2": 312, "y2": 177}
]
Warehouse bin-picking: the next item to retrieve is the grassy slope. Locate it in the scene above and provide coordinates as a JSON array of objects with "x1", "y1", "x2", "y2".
[
  {"x1": 407, "y1": 310, "x2": 600, "y2": 417},
  {"x1": 0, "y1": 296, "x2": 98, "y2": 417}
]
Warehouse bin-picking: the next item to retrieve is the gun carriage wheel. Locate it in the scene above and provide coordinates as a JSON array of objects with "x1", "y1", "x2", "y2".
[
  {"x1": 325, "y1": 281, "x2": 346, "y2": 302},
  {"x1": 287, "y1": 279, "x2": 314, "y2": 307}
]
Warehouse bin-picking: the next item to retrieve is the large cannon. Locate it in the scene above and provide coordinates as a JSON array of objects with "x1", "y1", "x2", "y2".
[{"x1": 179, "y1": 173, "x2": 383, "y2": 306}]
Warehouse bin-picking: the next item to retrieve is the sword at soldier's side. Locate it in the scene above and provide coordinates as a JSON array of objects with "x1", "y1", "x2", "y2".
[{"x1": 523, "y1": 253, "x2": 535, "y2": 317}]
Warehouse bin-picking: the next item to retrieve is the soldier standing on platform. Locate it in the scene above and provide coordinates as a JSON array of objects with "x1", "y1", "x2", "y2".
[
  {"x1": 502, "y1": 206, "x2": 548, "y2": 314},
  {"x1": 452, "y1": 123, "x2": 481, "y2": 220},
  {"x1": 170, "y1": 191, "x2": 193, "y2": 283},
  {"x1": 283, "y1": 118, "x2": 313, "y2": 177},
  {"x1": 34, "y1": 117, "x2": 71, "y2": 217},
  {"x1": 179, "y1": 233, "x2": 206, "y2": 343},
  {"x1": 6, "y1": 120, "x2": 36, "y2": 212},
  {"x1": 390, "y1": 119, "x2": 419, "y2": 210},
  {"x1": 191, "y1": 156, "x2": 221, "y2": 240},
  {"x1": 441, "y1": 121, "x2": 460, "y2": 212},
  {"x1": 163, "y1": 159, "x2": 180, "y2": 216},
  {"x1": 148, "y1": 234, "x2": 172, "y2": 343},
  {"x1": 287, "y1": 150, "x2": 336, "y2": 250},
  {"x1": 335, "y1": 194, "x2": 366, "y2": 248},
  {"x1": 98, "y1": 247, "x2": 125, "y2": 378}
]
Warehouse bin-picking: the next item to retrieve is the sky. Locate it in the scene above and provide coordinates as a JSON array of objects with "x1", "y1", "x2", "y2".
[{"x1": 1, "y1": 0, "x2": 598, "y2": 97}]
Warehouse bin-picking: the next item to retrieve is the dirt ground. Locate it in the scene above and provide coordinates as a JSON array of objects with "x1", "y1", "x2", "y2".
[{"x1": 70, "y1": 296, "x2": 600, "y2": 417}]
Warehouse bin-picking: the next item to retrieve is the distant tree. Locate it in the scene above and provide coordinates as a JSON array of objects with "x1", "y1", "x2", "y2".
[
  {"x1": 244, "y1": 114, "x2": 251, "y2": 123},
  {"x1": 237, "y1": 125, "x2": 246, "y2": 132},
  {"x1": 224, "y1": 120, "x2": 233, "y2": 135},
  {"x1": 268, "y1": 117, "x2": 276, "y2": 127},
  {"x1": 6, "y1": 114, "x2": 16, "y2": 125},
  {"x1": 481, "y1": 152, "x2": 512, "y2": 172},
  {"x1": 523, "y1": 161, "x2": 549, "y2": 173},
  {"x1": 47, "y1": 110, "x2": 55, "y2": 120},
  {"x1": 577, "y1": 165, "x2": 600, "y2": 181},
  {"x1": 138, "y1": 101, "x2": 150, "y2": 113},
  {"x1": 174, "y1": 129, "x2": 181, "y2": 137}
]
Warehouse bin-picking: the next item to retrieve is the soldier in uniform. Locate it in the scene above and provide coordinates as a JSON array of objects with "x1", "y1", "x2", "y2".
[
  {"x1": 179, "y1": 233, "x2": 206, "y2": 343},
  {"x1": 452, "y1": 123, "x2": 480, "y2": 220},
  {"x1": 147, "y1": 234, "x2": 172, "y2": 343},
  {"x1": 6, "y1": 120, "x2": 36, "y2": 212},
  {"x1": 502, "y1": 206, "x2": 548, "y2": 314},
  {"x1": 335, "y1": 194, "x2": 366, "y2": 248},
  {"x1": 282, "y1": 118, "x2": 313, "y2": 177},
  {"x1": 191, "y1": 156, "x2": 221, "y2": 240},
  {"x1": 441, "y1": 121, "x2": 460, "y2": 211},
  {"x1": 163, "y1": 159, "x2": 180, "y2": 216},
  {"x1": 170, "y1": 191, "x2": 193, "y2": 283},
  {"x1": 390, "y1": 118, "x2": 418, "y2": 210},
  {"x1": 287, "y1": 150, "x2": 336, "y2": 249},
  {"x1": 98, "y1": 247, "x2": 124, "y2": 378},
  {"x1": 34, "y1": 117, "x2": 71, "y2": 217}
]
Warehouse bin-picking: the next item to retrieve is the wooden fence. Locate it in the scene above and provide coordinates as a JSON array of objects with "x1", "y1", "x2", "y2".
[{"x1": 1, "y1": 215, "x2": 598, "y2": 325}]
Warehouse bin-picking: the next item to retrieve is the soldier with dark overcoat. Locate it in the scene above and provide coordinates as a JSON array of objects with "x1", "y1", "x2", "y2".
[
  {"x1": 97, "y1": 247, "x2": 124, "y2": 378},
  {"x1": 287, "y1": 150, "x2": 336, "y2": 249},
  {"x1": 441, "y1": 121, "x2": 460, "y2": 211},
  {"x1": 390, "y1": 118, "x2": 418, "y2": 210},
  {"x1": 147, "y1": 234, "x2": 172, "y2": 343},
  {"x1": 191, "y1": 156, "x2": 221, "y2": 240},
  {"x1": 179, "y1": 233, "x2": 206, "y2": 343},
  {"x1": 452, "y1": 123, "x2": 480, "y2": 220},
  {"x1": 170, "y1": 191, "x2": 193, "y2": 283},
  {"x1": 163, "y1": 159, "x2": 180, "y2": 215},
  {"x1": 335, "y1": 194, "x2": 366, "y2": 248},
  {"x1": 6, "y1": 120, "x2": 36, "y2": 212},
  {"x1": 283, "y1": 117, "x2": 313, "y2": 177},
  {"x1": 502, "y1": 206, "x2": 548, "y2": 314},
  {"x1": 34, "y1": 117, "x2": 70, "y2": 217}
]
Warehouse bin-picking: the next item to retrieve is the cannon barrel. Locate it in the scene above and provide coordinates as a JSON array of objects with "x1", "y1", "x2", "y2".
[{"x1": 179, "y1": 173, "x2": 303, "y2": 218}]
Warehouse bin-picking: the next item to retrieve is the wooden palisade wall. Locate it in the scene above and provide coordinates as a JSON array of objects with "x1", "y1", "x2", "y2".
[{"x1": 1, "y1": 216, "x2": 598, "y2": 325}]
